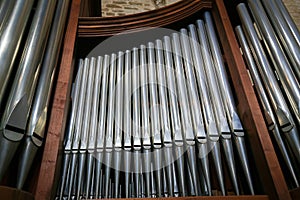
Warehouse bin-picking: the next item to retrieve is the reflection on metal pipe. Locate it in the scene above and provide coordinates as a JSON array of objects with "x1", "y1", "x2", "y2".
[
  {"x1": 147, "y1": 42, "x2": 163, "y2": 197},
  {"x1": 172, "y1": 32, "x2": 201, "y2": 195},
  {"x1": 273, "y1": 0, "x2": 300, "y2": 47},
  {"x1": 237, "y1": 2, "x2": 300, "y2": 166},
  {"x1": 54, "y1": 11, "x2": 257, "y2": 198},
  {"x1": 247, "y1": 0, "x2": 300, "y2": 125},
  {"x1": 155, "y1": 39, "x2": 175, "y2": 197},
  {"x1": 113, "y1": 51, "x2": 124, "y2": 198},
  {"x1": 203, "y1": 11, "x2": 254, "y2": 194},
  {"x1": 235, "y1": 25, "x2": 299, "y2": 187},
  {"x1": 196, "y1": 20, "x2": 226, "y2": 195},
  {"x1": 163, "y1": 36, "x2": 187, "y2": 197},
  {"x1": 17, "y1": 0, "x2": 70, "y2": 189},
  {"x1": 0, "y1": 0, "x2": 16, "y2": 33},
  {"x1": 0, "y1": 0, "x2": 35, "y2": 108},
  {"x1": 261, "y1": 0, "x2": 300, "y2": 80},
  {"x1": 0, "y1": 0, "x2": 57, "y2": 182},
  {"x1": 123, "y1": 50, "x2": 132, "y2": 198}
]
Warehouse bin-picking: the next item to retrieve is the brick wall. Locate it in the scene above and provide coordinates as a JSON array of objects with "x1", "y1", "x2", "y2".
[{"x1": 101, "y1": 0, "x2": 179, "y2": 17}]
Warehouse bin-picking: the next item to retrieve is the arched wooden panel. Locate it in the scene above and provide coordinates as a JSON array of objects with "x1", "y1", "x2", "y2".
[{"x1": 78, "y1": 0, "x2": 212, "y2": 37}]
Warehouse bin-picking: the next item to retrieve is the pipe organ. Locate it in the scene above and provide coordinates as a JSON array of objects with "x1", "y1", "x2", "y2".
[
  {"x1": 55, "y1": 12, "x2": 255, "y2": 199},
  {"x1": 0, "y1": 0, "x2": 299, "y2": 200}
]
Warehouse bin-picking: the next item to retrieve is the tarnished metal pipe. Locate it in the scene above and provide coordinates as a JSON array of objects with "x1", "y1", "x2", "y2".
[
  {"x1": 0, "y1": 0, "x2": 35, "y2": 107},
  {"x1": 235, "y1": 25, "x2": 299, "y2": 187},
  {"x1": 247, "y1": 0, "x2": 300, "y2": 125},
  {"x1": 261, "y1": 0, "x2": 300, "y2": 80},
  {"x1": 237, "y1": 3, "x2": 293, "y2": 132},
  {"x1": 237, "y1": 2, "x2": 300, "y2": 163},
  {"x1": 0, "y1": 0, "x2": 16, "y2": 33},
  {"x1": 17, "y1": 0, "x2": 70, "y2": 189},
  {"x1": 0, "y1": 0, "x2": 57, "y2": 181},
  {"x1": 273, "y1": 0, "x2": 300, "y2": 47}
]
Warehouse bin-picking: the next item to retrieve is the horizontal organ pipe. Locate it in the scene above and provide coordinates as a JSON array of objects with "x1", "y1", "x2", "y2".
[{"x1": 56, "y1": 11, "x2": 255, "y2": 199}]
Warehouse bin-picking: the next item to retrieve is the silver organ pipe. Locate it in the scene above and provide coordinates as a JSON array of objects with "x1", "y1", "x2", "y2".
[
  {"x1": 0, "y1": 0, "x2": 35, "y2": 107},
  {"x1": 1, "y1": 0, "x2": 298, "y2": 197},
  {"x1": 235, "y1": 25, "x2": 299, "y2": 188},
  {"x1": 55, "y1": 11, "x2": 260, "y2": 199},
  {"x1": 0, "y1": 0, "x2": 69, "y2": 189},
  {"x1": 247, "y1": 0, "x2": 300, "y2": 126},
  {"x1": 236, "y1": 1, "x2": 300, "y2": 189}
]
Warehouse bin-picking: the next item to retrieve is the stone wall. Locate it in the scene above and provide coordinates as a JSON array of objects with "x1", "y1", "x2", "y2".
[
  {"x1": 101, "y1": 0, "x2": 179, "y2": 17},
  {"x1": 282, "y1": 0, "x2": 300, "y2": 29}
]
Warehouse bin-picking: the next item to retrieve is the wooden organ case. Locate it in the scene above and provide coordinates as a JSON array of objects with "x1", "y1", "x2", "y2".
[{"x1": 6, "y1": 0, "x2": 298, "y2": 199}]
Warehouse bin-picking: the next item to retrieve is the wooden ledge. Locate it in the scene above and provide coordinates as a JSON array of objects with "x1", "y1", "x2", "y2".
[{"x1": 0, "y1": 186, "x2": 34, "y2": 200}]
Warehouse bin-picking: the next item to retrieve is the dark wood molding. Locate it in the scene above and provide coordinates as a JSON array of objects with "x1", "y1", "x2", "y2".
[{"x1": 78, "y1": 0, "x2": 212, "y2": 37}]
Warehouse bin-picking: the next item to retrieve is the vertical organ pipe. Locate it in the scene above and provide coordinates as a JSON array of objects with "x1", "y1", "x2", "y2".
[
  {"x1": 237, "y1": 2, "x2": 300, "y2": 163},
  {"x1": 0, "y1": 0, "x2": 16, "y2": 33},
  {"x1": 247, "y1": 0, "x2": 300, "y2": 125},
  {"x1": 261, "y1": 0, "x2": 300, "y2": 80},
  {"x1": 273, "y1": 0, "x2": 300, "y2": 47},
  {"x1": 163, "y1": 36, "x2": 187, "y2": 196},
  {"x1": 204, "y1": 12, "x2": 254, "y2": 194},
  {"x1": 172, "y1": 33, "x2": 201, "y2": 195},
  {"x1": 0, "y1": 0, "x2": 35, "y2": 108},
  {"x1": 235, "y1": 25, "x2": 299, "y2": 187},
  {"x1": 0, "y1": 0, "x2": 57, "y2": 182},
  {"x1": 16, "y1": 0, "x2": 70, "y2": 189}
]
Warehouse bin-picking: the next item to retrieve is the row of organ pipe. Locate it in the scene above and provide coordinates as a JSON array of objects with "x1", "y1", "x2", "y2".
[
  {"x1": 56, "y1": 11, "x2": 256, "y2": 199},
  {"x1": 0, "y1": 0, "x2": 299, "y2": 198}
]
